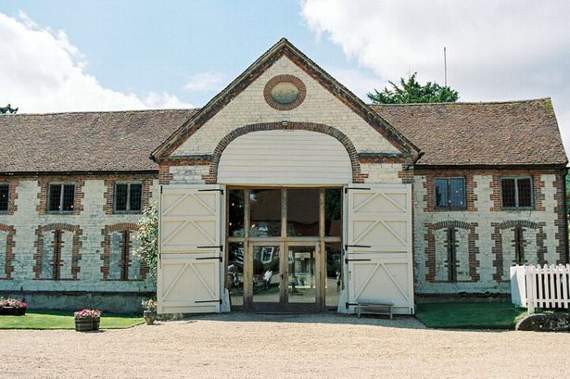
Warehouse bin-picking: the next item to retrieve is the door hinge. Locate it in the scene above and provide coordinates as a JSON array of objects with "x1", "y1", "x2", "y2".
[
  {"x1": 197, "y1": 245, "x2": 223, "y2": 251},
  {"x1": 345, "y1": 258, "x2": 372, "y2": 264},
  {"x1": 344, "y1": 244, "x2": 371, "y2": 250},
  {"x1": 344, "y1": 187, "x2": 371, "y2": 194},
  {"x1": 195, "y1": 256, "x2": 223, "y2": 262},
  {"x1": 195, "y1": 299, "x2": 223, "y2": 304},
  {"x1": 199, "y1": 188, "x2": 224, "y2": 195}
]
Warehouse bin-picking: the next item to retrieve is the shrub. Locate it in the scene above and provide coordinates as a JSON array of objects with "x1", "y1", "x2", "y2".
[
  {"x1": 134, "y1": 204, "x2": 158, "y2": 281},
  {"x1": 142, "y1": 298, "x2": 157, "y2": 312}
]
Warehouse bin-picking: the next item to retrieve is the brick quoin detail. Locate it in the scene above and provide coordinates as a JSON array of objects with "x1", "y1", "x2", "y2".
[
  {"x1": 418, "y1": 170, "x2": 477, "y2": 212},
  {"x1": 36, "y1": 177, "x2": 85, "y2": 215},
  {"x1": 553, "y1": 173, "x2": 569, "y2": 264},
  {"x1": 491, "y1": 220, "x2": 547, "y2": 283},
  {"x1": 489, "y1": 171, "x2": 545, "y2": 212},
  {"x1": 0, "y1": 178, "x2": 19, "y2": 215},
  {"x1": 100, "y1": 223, "x2": 147, "y2": 280},
  {"x1": 0, "y1": 224, "x2": 16, "y2": 280},
  {"x1": 103, "y1": 175, "x2": 154, "y2": 215},
  {"x1": 33, "y1": 224, "x2": 82, "y2": 280},
  {"x1": 424, "y1": 221, "x2": 479, "y2": 283},
  {"x1": 203, "y1": 122, "x2": 365, "y2": 184}
]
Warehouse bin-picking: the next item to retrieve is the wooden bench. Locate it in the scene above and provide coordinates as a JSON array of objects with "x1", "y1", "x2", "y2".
[{"x1": 356, "y1": 302, "x2": 394, "y2": 319}]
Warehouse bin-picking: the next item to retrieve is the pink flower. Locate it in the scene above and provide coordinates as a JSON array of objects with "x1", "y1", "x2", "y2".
[{"x1": 74, "y1": 308, "x2": 102, "y2": 319}]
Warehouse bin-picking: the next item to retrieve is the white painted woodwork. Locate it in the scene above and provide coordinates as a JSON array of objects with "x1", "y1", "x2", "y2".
[
  {"x1": 511, "y1": 264, "x2": 570, "y2": 313},
  {"x1": 342, "y1": 184, "x2": 414, "y2": 314},
  {"x1": 218, "y1": 130, "x2": 352, "y2": 185},
  {"x1": 158, "y1": 185, "x2": 225, "y2": 314}
]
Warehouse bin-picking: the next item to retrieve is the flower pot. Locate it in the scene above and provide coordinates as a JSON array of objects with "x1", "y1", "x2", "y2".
[
  {"x1": 75, "y1": 317, "x2": 100, "y2": 332},
  {"x1": 143, "y1": 310, "x2": 156, "y2": 325},
  {"x1": 0, "y1": 307, "x2": 27, "y2": 316}
]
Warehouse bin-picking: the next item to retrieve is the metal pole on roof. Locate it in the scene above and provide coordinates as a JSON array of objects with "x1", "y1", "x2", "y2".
[{"x1": 443, "y1": 46, "x2": 448, "y2": 87}]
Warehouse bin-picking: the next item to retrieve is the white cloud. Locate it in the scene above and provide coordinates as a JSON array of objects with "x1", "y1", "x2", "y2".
[
  {"x1": 0, "y1": 12, "x2": 192, "y2": 113},
  {"x1": 183, "y1": 72, "x2": 225, "y2": 93},
  {"x1": 301, "y1": 0, "x2": 570, "y2": 152}
]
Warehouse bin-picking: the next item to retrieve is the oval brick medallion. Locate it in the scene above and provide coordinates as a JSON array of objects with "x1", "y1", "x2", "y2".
[{"x1": 264, "y1": 75, "x2": 306, "y2": 110}]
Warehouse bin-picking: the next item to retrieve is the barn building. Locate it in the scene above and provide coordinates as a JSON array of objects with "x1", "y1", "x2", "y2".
[{"x1": 0, "y1": 39, "x2": 567, "y2": 314}]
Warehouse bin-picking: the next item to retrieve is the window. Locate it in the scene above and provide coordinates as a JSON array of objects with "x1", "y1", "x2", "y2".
[
  {"x1": 501, "y1": 177, "x2": 533, "y2": 208},
  {"x1": 514, "y1": 226, "x2": 525, "y2": 264},
  {"x1": 114, "y1": 183, "x2": 142, "y2": 213},
  {"x1": 434, "y1": 178, "x2": 466, "y2": 209},
  {"x1": 0, "y1": 184, "x2": 9, "y2": 212},
  {"x1": 48, "y1": 184, "x2": 75, "y2": 212},
  {"x1": 447, "y1": 228, "x2": 457, "y2": 282}
]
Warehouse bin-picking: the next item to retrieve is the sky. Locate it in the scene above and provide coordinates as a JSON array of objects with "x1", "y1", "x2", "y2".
[{"x1": 1, "y1": 0, "x2": 569, "y2": 152}]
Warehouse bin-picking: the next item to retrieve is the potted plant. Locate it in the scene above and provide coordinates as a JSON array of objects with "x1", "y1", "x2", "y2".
[
  {"x1": 74, "y1": 309, "x2": 102, "y2": 332},
  {"x1": 0, "y1": 297, "x2": 27, "y2": 316},
  {"x1": 142, "y1": 299, "x2": 157, "y2": 325}
]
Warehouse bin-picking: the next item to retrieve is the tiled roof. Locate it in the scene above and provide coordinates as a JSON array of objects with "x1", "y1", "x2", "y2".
[
  {"x1": 373, "y1": 98, "x2": 567, "y2": 166},
  {"x1": 0, "y1": 109, "x2": 196, "y2": 173},
  {"x1": 0, "y1": 98, "x2": 565, "y2": 173}
]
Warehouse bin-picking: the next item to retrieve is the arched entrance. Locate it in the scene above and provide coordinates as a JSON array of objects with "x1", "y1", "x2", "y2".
[{"x1": 219, "y1": 129, "x2": 351, "y2": 312}]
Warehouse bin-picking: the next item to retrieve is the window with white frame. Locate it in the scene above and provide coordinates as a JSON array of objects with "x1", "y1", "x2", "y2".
[
  {"x1": 114, "y1": 182, "x2": 143, "y2": 213},
  {"x1": 501, "y1": 177, "x2": 533, "y2": 208},
  {"x1": 48, "y1": 183, "x2": 75, "y2": 212}
]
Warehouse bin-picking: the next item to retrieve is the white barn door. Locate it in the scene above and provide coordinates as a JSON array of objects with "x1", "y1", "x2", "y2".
[
  {"x1": 157, "y1": 185, "x2": 225, "y2": 314},
  {"x1": 344, "y1": 184, "x2": 414, "y2": 314}
]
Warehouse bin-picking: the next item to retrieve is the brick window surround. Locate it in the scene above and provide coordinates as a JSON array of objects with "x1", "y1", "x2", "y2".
[
  {"x1": 33, "y1": 223, "x2": 82, "y2": 280},
  {"x1": 103, "y1": 176, "x2": 153, "y2": 215},
  {"x1": 0, "y1": 178, "x2": 18, "y2": 215},
  {"x1": 421, "y1": 171, "x2": 477, "y2": 212},
  {"x1": 37, "y1": 177, "x2": 84, "y2": 215},
  {"x1": 100, "y1": 223, "x2": 147, "y2": 281},
  {"x1": 490, "y1": 173, "x2": 545, "y2": 212},
  {"x1": 425, "y1": 221, "x2": 480, "y2": 282},
  {"x1": 0, "y1": 223, "x2": 15, "y2": 280},
  {"x1": 491, "y1": 220, "x2": 547, "y2": 283}
]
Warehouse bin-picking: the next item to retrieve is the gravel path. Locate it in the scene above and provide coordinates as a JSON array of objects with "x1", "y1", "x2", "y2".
[{"x1": 1, "y1": 313, "x2": 569, "y2": 378}]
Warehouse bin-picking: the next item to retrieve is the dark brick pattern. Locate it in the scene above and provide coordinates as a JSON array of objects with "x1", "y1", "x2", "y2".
[
  {"x1": 0, "y1": 224, "x2": 15, "y2": 280},
  {"x1": 100, "y1": 223, "x2": 147, "y2": 281},
  {"x1": 36, "y1": 177, "x2": 85, "y2": 215},
  {"x1": 33, "y1": 223, "x2": 82, "y2": 280},
  {"x1": 103, "y1": 175, "x2": 154, "y2": 215},
  {"x1": 491, "y1": 220, "x2": 547, "y2": 282},
  {"x1": 425, "y1": 221, "x2": 479, "y2": 282}
]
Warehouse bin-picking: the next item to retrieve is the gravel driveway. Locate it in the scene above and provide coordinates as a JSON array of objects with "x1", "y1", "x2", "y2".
[{"x1": 1, "y1": 313, "x2": 569, "y2": 378}]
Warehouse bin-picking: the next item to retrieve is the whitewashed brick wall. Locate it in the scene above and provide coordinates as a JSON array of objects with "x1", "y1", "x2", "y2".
[
  {"x1": 414, "y1": 173, "x2": 562, "y2": 294},
  {"x1": 0, "y1": 177, "x2": 158, "y2": 296}
]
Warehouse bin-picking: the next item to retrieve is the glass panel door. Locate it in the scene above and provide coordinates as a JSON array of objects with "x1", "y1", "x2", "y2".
[
  {"x1": 252, "y1": 244, "x2": 281, "y2": 304},
  {"x1": 287, "y1": 244, "x2": 318, "y2": 304}
]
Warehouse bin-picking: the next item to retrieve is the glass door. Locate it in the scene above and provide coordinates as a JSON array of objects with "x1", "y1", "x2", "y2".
[
  {"x1": 287, "y1": 243, "x2": 319, "y2": 306},
  {"x1": 251, "y1": 243, "x2": 282, "y2": 305}
]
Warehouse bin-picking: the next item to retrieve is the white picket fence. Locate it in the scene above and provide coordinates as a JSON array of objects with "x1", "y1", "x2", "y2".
[{"x1": 510, "y1": 264, "x2": 570, "y2": 313}]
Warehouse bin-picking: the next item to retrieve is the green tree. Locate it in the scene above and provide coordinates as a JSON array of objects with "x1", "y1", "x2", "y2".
[
  {"x1": 368, "y1": 73, "x2": 459, "y2": 104},
  {"x1": 134, "y1": 204, "x2": 159, "y2": 282}
]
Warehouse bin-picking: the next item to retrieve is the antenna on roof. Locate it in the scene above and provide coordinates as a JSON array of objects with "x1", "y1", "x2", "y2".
[{"x1": 443, "y1": 46, "x2": 448, "y2": 87}]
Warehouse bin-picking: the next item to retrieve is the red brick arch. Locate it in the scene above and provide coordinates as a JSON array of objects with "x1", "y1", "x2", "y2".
[{"x1": 203, "y1": 122, "x2": 365, "y2": 184}]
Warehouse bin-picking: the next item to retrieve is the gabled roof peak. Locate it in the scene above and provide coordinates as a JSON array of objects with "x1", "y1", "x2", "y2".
[{"x1": 151, "y1": 38, "x2": 419, "y2": 160}]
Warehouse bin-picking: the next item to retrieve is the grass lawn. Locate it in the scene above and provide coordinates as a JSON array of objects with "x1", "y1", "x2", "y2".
[
  {"x1": 415, "y1": 302, "x2": 527, "y2": 329},
  {"x1": 0, "y1": 310, "x2": 143, "y2": 330}
]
